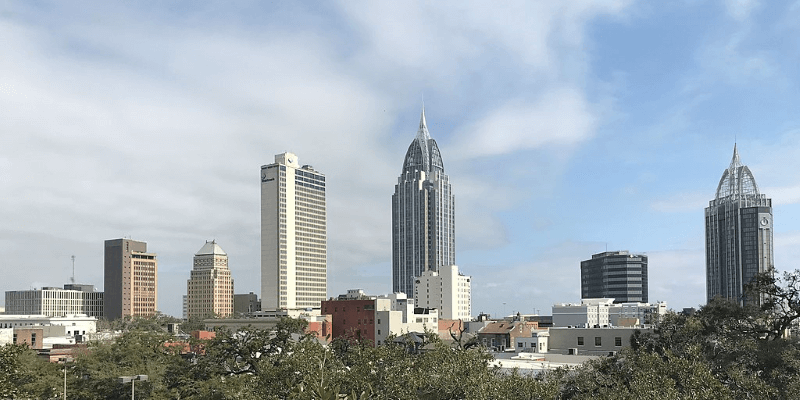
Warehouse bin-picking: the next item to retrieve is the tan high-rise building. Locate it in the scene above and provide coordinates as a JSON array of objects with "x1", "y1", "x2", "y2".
[
  {"x1": 103, "y1": 239, "x2": 157, "y2": 320},
  {"x1": 186, "y1": 240, "x2": 234, "y2": 318},
  {"x1": 261, "y1": 152, "x2": 327, "y2": 311}
]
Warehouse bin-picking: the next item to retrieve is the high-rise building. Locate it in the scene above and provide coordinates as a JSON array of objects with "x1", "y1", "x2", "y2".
[
  {"x1": 392, "y1": 109, "x2": 455, "y2": 296},
  {"x1": 581, "y1": 251, "x2": 648, "y2": 303},
  {"x1": 705, "y1": 145, "x2": 773, "y2": 305},
  {"x1": 413, "y1": 264, "x2": 471, "y2": 320},
  {"x1": 186, "y1": 240, "x2": 234, "y2": 319},
  {"x1": 103, "y1": 239, "x2": 158, "y2": 320},
  {"x1": 5, "y1": 284, "x2": 103, "y2": 317},
  {"x1": 261, "y1": 152, "x2": 327, "y2": 311}
]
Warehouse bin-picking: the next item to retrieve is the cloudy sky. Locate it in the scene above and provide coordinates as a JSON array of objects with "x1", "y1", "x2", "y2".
[{"x1": 3, "y1": 0, "x2": 800, "y2": 318}]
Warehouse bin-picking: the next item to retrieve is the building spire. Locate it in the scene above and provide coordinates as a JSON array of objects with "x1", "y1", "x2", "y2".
[{"x1": 729, "y1": 143, "x2": 742, "y2": 170}]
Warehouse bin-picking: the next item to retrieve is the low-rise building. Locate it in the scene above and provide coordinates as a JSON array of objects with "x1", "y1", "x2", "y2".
[
  {"x1": 322, "y1": 291, "x2": 439, "y2": 346},
  {"x1": 548, "y1": 327, "x2": 650, "y2": 356},
  {"x1": 233, "y1": 292, "x2": 261, "y2": 315},
  {"x1": 514, "y1": 330, "x2": 549, "y2": 353},
  {"x1": 477, "y1": 320, "x2": 538, "y2": 351},
  {"x1": 552, "y1": 298, "x2": 614, "y2": 328},
  {"x1": 0, "y1": 314, "x2": 97, "y2": 337},
  {"x1": 5, "y1": 285, "x2": 103, "y2": 317}
]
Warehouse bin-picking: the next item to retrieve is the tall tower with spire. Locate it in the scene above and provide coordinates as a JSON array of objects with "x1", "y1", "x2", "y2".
[
  {"x1": 392, "y1": 108, "x2": 456, "y2": 296},
  {"x1": 705, "y1": 145, "x2": 773, "y2": 305}
]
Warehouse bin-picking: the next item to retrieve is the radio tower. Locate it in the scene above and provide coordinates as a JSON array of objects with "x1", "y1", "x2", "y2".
[{"x1": 71, "y1": 255, "x2": 76, "y2": 283}]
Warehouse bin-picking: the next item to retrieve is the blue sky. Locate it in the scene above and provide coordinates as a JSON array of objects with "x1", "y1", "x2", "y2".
[{"x1": 2, "y1": 0, "x2": 800, "y2": 318}]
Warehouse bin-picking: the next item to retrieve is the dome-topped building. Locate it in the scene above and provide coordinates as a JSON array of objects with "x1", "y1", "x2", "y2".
[
  {"x1": 705, "y1": 145, "x2": 773, "y2": 305},
  {"x1": 186, "y1": 240, "x2": 234, "y2": 318}
]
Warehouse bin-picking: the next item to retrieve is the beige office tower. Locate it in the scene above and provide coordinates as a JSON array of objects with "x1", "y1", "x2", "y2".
[
  {"x1": 186, "y1": 240, "x2": 234, "y2": 318},
  {"x1": 103, "y1": 239, "x2": 157, "y2": 320},
  {"x1": 261, "y1": 152, "x2": 327, "y2": 311}
]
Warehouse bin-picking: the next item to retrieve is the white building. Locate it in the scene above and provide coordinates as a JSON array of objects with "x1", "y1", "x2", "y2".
[
  {"x1": 5, "y1": 285, "x2": 103, "y2": 318},
  {"x1": 186, "y1": 240, "x2": 234, "y2": 318},
  {"x1": 261, "y1": 152, "x2": 327, "y2": 311},
  {"x1": 552, "y1": 298, "x2": 614, "y2": 328},
  {"x1": 375, "y1": 304, "x2": 438, "y2": 346},
  {"x1": 609, "y1": 301, "x2": 667, "y2": 326},
  {"x1": 413, "y1": 264, "x2": 471, "y2": 320},
  {"x1": 553, "y1": 298, "x2": 667, "y2": 328},
  {"x1": 0, "y1": 314, "x2": 97, "y2": 336}
]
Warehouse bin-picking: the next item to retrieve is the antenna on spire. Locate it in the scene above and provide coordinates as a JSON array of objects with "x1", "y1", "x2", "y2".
[{"x1": 70, "y1": 255, "x2": 76, "y2": 283}]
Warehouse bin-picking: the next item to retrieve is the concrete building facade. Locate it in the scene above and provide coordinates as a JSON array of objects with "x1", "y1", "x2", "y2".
[
  {"x1": 186, "y1": 240, "x2": 234, "y2": 319},
  {"x1": 413, "y1": 264, "x2": 471, "y2": 320},
  {"x1": 322, "y1": 291, "x2": 439, "y2": 346},
  {"x1": 548, "y1": 327, "x2": 650, "y2": 356},
  {"x1": 706, "y1": 145, "x2": 774, "y2": 305},
  {"x1": 261, "y1": 152, "x2": 327, "y2": 311},
  {"x1": 581, "y1": 251, "x2": 648, "y2": 303},
  {"x1": 392, "y1": 109, "x2": 455, "y2": 297},
  {"x1": 233, "y1": 292, "x2": 261, "y2": 315},
  {"x1": 104, "y1": 239, "x2": 158, "y2": 320},
  {"x1": 5, "y1": 285, "x2": 103, "y2": 317}
]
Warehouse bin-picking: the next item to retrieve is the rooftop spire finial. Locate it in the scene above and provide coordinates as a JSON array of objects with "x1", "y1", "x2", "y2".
[{"x1": 730, "y1": 143, "x2": 742, "y2": 170}]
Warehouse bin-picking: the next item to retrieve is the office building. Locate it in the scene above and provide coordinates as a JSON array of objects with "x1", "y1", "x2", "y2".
[
  {"x1": 413, "y1": 264, "x2": 471, "y2": 320},
  {"x1": 186, "y1": 240, "x2": 234, "y2": 319},
  {"x1": 104, "y1": 239, "x2": 158, "y2": 320},
  {"x1": 261, "y1": 152, "x2": 327, "y2": 311},
  {"x1": 392, "y1": 108, "x2": 455, "y2": 296},
  {"x1": 5, "y1": 285, "x2": 103, "y2": 317},
  {"x1": 581, "y1": 251, "x2": 648, "y2": 303},
  {"x1": 233, "y1": 292, "x2": 261, "y2": 315},
  {"x1": 706, "y1": 145, "x2": 774, "y2": 305}
]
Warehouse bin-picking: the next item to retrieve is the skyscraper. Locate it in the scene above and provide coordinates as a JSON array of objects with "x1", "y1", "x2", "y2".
[
  {"x1": 580, "y1": 251, "x2": 648, "y2": 303},
  {"x1": 103, "y1": 238, "x2": 157, "y2": 320},
  {"x1": 261, "y1": 152, "x2": 327, "y2": 311},
  {"x1": 186, "y1": 240, "x2": 234, "y2": 319},
  {"x1": 392, "y1": 109, "x2": 455, "y2": 296},
  {"x1": 705, "y1": 145, "x2": 774, "y2": 305}
]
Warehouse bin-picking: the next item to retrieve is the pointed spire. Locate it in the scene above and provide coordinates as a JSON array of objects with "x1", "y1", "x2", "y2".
[{"x1": 729, "y1": 143, "x2": 742, "y2": 170}]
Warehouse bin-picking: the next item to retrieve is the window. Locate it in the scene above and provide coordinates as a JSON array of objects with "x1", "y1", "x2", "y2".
[
  {"x1": 577, "y1": 337, "x2": 584, "y2": 346},
  {"x1": 615, "y1": 337, "x2": 622, "y2": 347},
  {"x1": 595, "y1": 337, "x2": 602, "y2": 346}
]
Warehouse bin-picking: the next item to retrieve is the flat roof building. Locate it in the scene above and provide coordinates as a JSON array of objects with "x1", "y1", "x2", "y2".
[
  {"x1": 261, "y1": 153, "x2": 327, "y2": 311},
  {"x1": 5, "y1": 285, "x2": 103, "y2": 318},
  {"x1": 581, "y1": 251, "x2": 648, "y2": 303},
  {"x1": 104, "y1": 239, "x2": 158, "y2": 320}
]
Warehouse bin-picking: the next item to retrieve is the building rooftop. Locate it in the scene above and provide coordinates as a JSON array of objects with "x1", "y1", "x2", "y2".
[{"x1": 195, "y1": 240, "x2": 226, "y2": 256}]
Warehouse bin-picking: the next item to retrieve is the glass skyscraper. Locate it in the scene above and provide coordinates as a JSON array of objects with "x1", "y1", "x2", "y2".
[
  {"x1": 392, "y1": 109, "x2": 455, "y2": 296},
  {"x1": 705, "y1": 145, "x2": 773, "y2": 305}
]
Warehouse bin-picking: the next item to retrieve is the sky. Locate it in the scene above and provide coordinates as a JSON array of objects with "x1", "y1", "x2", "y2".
[{"x1": 3, "y1": 0, "x2": 800, "y2": 318}]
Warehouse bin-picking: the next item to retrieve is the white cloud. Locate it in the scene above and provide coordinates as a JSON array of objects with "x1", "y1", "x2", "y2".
[
  {"x1": 451, "y1": 87, "x2": 597, "y2": 158},
  {"x1": 650, "y1": 191, "x2": 711, "y2": 213},
  {"x1": 723, "y1": 0, "x2": 760, "y2": 21}
]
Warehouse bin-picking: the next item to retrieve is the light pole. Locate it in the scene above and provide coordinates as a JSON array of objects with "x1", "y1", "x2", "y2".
[
  {"x1": 58, "y1": 357, "x2": 71, "y2": 400},
  {"x1": 118, "y1": 375, "x2": 148, "y2": 400}
]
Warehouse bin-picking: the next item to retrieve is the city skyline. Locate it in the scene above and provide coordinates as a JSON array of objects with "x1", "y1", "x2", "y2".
[{"x1": 4, "y1": 2, "x2": 800, "y2": 318}]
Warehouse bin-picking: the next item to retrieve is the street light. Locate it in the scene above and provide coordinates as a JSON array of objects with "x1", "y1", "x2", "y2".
[
  {"x1": 58, "y1": 357, "x2": 72, "y2": 400},
  {"x1": 118, "y1": 375, "x2": 148, "y2": 400}
]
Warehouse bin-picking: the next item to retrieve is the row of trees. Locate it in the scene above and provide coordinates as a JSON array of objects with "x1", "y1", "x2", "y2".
[{"x1": 2, "y1": 271, "x2": 800, "y2": 399}]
